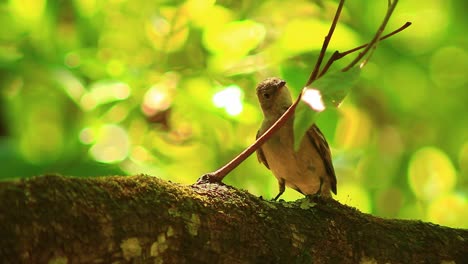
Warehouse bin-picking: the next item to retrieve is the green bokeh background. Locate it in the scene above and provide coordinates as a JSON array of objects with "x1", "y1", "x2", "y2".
[{"x1": 1, "y1": 0, "x2": 466, "y2": 228}]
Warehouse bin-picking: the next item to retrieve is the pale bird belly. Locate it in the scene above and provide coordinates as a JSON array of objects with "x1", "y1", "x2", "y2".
[{"x1": 263, "y1": 136, "x2": 326, "y2": 195}]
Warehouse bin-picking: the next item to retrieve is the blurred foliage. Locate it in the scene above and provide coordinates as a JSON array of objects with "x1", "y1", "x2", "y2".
[{"x1": 0, "y1": 0, "x2": 466, "y2": 228}]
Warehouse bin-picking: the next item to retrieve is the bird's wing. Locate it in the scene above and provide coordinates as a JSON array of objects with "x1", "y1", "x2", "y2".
[
  {"x1": 307, "y1": 124, "x2": 337, "y2": 194},
  {"x1": 256, "y1": 130, "x2": 270, "y2": 169}
]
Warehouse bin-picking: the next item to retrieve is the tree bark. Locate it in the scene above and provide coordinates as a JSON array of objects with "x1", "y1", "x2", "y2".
[{"x1": 0, "y1": 174, "x2": 466, "y2": 263}]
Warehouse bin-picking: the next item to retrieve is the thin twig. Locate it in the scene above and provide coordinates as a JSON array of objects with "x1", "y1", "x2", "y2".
[
  {"x1": 317, "y1": 21, "x2": 411, "y2": 78},
  {"x1": 306, "y1": 0, "x2": 346, "y2": 87},
  {"x1": 342, "y1": 0, "x2": 399, "y2": 72},
  {"x1": 337, "y1": 22, "x2": 410, "y2": 58}
]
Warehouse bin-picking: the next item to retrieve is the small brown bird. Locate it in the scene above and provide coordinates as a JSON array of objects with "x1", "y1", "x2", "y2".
[{"x1": 256, "y1": 77, "x2": 337, "y2": 200}]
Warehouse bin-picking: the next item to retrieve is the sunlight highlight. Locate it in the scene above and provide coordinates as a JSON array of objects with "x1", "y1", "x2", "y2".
[
  {"x1": 80, "y1": 81, "x2": 130, "y2": 110},
  {"x1": 301, "y1": 88, "x2": 325, "y2": 112},
  {"x1": 142, "y1": 84, "x2": 173, "y2": 117},
  {"x1": 79, "y1": 127, "x2": 95, "y2": 145},
  {"x1": 427, "y1": 193, "x2": 467, "y2": 228},
  {"x1": 408, "y1": 147, "x2": 456, "y2": 201},
  {"x1": 212, "y1": 85, "x2": 244, "y2": 116},
  {"x1": 89, "y1": 124, "x2": 130, "y2": 163}
]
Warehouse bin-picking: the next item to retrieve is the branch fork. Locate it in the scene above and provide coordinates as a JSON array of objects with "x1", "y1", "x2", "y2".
[{"x1": 196, "y1": 0, "x2": 410, "y2": 185}]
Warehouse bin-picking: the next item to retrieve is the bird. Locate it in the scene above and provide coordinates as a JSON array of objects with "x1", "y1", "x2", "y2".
[{"x1": 256, "y1": 77, "x2": 337, "y2": 200}]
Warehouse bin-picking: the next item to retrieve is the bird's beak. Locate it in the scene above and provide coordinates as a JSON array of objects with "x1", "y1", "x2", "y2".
[{"x1": 277, "y1": 80, "x2": 286, "y2": 91}]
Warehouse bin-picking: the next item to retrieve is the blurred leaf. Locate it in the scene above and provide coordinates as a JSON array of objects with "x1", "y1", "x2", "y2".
[
  {"x1": 0, "y1": 45, "x2": 23, "y2": 65},
  {"x1": 146, "y1": 6, "x2": 189, "y2": 53},
  {"x1": 280, "y1": 53, "x2": 319, "y2": 94},
  {"x1": 278, "y1": 18, "x2": 359, "y2": 56},
  {"x1": 293, "y1": 67, "x2": 360, "y2": 150},
  {"x1": 408, "y1": 147, "x2": 456, "y2": 201},
  {"x1": 203, "y1": 20, "x2": 266, "y2": 57},
  {"x1": 311, "y1": 67, "x2": 361, "y2": 106}
]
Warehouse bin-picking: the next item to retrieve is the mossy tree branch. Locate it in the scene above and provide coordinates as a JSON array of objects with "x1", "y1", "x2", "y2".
[{"x1": 0, "y1": 175, "x2": 466, "y2": 263}]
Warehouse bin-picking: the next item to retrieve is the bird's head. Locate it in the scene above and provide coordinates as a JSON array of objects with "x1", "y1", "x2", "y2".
[{"x1": 256, "y1": 77, "x2": 292, "y2": 117}]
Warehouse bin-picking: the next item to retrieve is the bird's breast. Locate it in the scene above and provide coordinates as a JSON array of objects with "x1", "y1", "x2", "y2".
[{"x1": 262, "y1": 125, "x2": 327, "y2": 195}]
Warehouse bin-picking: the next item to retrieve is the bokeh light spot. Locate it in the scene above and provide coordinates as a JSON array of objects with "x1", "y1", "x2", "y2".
[
  {"x1": 80, "y1": 81, "x2": 130, "y2": 110},
  {"x1": 79, "y1": 127, "x2": 95, "y2": 145},
  {"x1": 103, "y1": 104, "x2": 129, "y2": 123},
  {"x1": 212, "y1": 85, "x2": 244, "y2": 116},
  {"x1": 408, "y1": 147, "x2": 456, "y2": 201},
  {"x1": 90, "y1": 124, "x2": 130, "y2": 163},
  {"x1": 427, "y1": 194, "x2": 467, "y2": 228},
  {"x1": 142, "y1": 84, "x2": 173, "y2": 117},
  {"x1": 130, "y1": 145, "x2": 153, "y2": 163},
  {"x1": 54, "y1": 70, "x2": 85, "y2": 103}
]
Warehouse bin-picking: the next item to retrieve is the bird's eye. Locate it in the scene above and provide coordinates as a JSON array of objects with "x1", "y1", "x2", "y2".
[{"x1": 263, "y1": 93, "x2": 270, "y2": 99}]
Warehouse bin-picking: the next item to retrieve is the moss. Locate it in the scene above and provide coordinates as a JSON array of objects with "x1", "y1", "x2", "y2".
[
  {"x1": 48, "y1": 256, "x2": 68, "y2": 264},
  {"x1": 166, "y1": 226, "x2": 175, "y2": 237},
  {"x1": 187, "y1": 214, "x2": 201, "y2": 236},
  {"x1": 299, "y1": 198, "x2": 317, "y2": 210},
  {"x1": 359, "y1": 256, "x2": 378, "y2": 264},
  {"x1": 150, "y1": 225, "x2": 175, "y2": 257},
  {"x1": 120, "y1": 237, "x2": 142, "y2": 261},
  {"x1": 289, "y1": 224, "x2": 306, "y2": 248}
]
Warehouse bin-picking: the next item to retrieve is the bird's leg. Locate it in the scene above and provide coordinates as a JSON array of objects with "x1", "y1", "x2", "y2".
[
  {"x1": 314, "y1": 177, "x2": 324, "y2": 196},
  {"x1": 273, "y1": 178, "x2": 286, "y2": 201},
  {"x1": 304, "y1": 178, "x2": 324, "y2": 200}
]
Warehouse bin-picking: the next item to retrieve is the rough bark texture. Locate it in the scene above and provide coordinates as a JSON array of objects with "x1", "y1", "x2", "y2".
[{"x1": 0, "y1": 174, "x2": 466, "y2": 263}]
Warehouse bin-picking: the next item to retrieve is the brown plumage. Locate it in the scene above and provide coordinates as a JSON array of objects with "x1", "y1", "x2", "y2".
[{"x1": 256, "y1": 77, "x2": 337, "y2": 200}]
